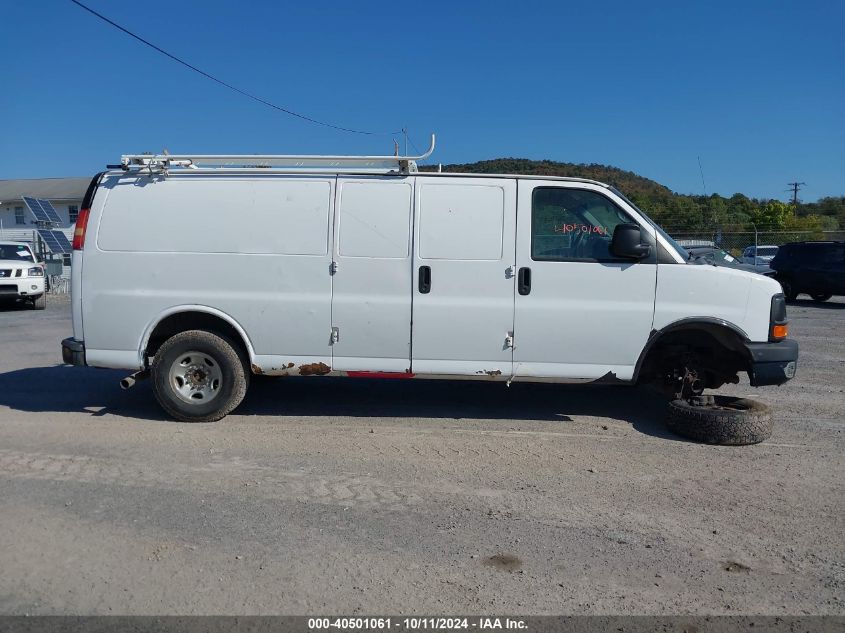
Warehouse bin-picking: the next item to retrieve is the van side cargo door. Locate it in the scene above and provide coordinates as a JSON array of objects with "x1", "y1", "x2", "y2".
[
  {"x1": 330, "y1": 177, "x2": 414, "y2": 373},
  {"x1": 411, "y1": 177, "x2": 516, "y2": 376}
]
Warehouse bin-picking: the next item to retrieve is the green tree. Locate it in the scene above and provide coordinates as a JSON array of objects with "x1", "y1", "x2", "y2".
[{"x1": 750, "y1": 200, "x2": 793, "y2": 230}]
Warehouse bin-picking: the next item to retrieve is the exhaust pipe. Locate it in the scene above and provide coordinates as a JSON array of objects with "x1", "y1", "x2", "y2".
[{"x1": 120, "y1": 369, "x2": 150, "y2": 390}]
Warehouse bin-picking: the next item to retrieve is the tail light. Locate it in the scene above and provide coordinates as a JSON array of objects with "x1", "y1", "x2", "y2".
[{"x1": 73, "y1": 208, "x2": 90, "y2": 250}]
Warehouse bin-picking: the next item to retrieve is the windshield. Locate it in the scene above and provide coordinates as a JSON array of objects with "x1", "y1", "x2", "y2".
[
  {"x1": 608, "y1": 187, "x2": 689, "y2": 261},
  {"x1": 712, "y1": 249, "x2": 736, "y2": 263},
  {"x1": 0, "y1": 244, "x2": 35, "y2": 262}
]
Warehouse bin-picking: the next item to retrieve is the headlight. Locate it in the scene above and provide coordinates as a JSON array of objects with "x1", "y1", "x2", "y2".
[{"x1": 27, "y1": 267, "x2": 44, "y2": 277}]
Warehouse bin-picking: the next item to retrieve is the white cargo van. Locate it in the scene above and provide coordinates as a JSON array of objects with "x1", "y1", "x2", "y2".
[{"x1": 61, "y1": 138, "x2": 797, "y2": 439}]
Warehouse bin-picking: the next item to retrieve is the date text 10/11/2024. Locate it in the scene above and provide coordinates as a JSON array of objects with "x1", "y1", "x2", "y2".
[{"x1": 307, "y1": 617, "x2": 528, "y2": 630}]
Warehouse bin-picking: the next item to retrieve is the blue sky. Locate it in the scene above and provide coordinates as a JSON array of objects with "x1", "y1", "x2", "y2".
[{"x1": 1, "y1": 0, "x2": 842, "y2": 201}]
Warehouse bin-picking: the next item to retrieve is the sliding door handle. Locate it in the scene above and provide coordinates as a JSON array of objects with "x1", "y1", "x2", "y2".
[
  {"x1": 418, "y1": 265, "x2": 432, "y2": 294},
  {"x1": 518, "y1": 267, "x2": 531, "y2": 295}
]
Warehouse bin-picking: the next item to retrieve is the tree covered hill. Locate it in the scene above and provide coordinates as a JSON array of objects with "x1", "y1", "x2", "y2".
[
  {"x1": 422, "y1": 158, "x2": 672, "y2": 200},
  {"x1": 421, "y1": 158, "x2": 843, "y2": 235}
]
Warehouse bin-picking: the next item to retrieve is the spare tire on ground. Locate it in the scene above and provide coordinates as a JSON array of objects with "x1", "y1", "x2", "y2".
[{"x1": 666, "y1": 396, "x2": 772, "y2": 445}]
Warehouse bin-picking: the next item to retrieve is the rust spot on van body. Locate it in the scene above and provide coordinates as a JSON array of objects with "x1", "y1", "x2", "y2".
[
  {"x1": 476, "y1": 369, "x2": 502, "y2": 377},
  {"x1": 251, "y1": 364, "x2": 264, "y2": 375},
  {"x1": 299, "y1": 362, "x2": 331, "y2": 376}
]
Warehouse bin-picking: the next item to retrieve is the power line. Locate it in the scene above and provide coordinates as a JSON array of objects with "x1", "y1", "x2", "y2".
[
  {"x1": 786, "y1": 181, "x2": 806, "y2": 205},
  {"x1": 408, "y1": 136, "x2": 423, "y2": 156},
  {"x1": 697, "y1": 156, "x2": 707, "y2": 197},
  {"x1": 68, "y1": 0, "x2": 401, "y2": 136}
]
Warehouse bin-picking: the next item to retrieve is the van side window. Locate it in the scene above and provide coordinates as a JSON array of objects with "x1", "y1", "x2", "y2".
[{"x1": 531, "y1": 188, "x2": 635, "y2": 262}]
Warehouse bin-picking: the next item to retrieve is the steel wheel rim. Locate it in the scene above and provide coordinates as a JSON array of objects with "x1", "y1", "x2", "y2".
[{"x1": 168, "y1": 350, "x2": 224, "y2": 405}]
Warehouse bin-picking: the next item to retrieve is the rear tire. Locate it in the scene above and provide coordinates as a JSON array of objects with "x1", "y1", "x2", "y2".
[
  {"x1": 666, "y1": 396, "x2": 772, "y2": 445},
  {"x1": 151, "y1": 330, "x2": 249, "y2": 422},
  {"x1": 31, "y1": 294, "x2": 46, "y2": 310},
  {"x1": 778, "y1": 278, "x2": 798, "y2": 301},
  {"x1": 812, "y1": 293, "x2": 832, "y2": 302}
]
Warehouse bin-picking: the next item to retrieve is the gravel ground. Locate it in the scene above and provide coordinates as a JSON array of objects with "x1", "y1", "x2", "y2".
[{"x1": 0, "y1": 294, "x2": 842, "y2": 615}]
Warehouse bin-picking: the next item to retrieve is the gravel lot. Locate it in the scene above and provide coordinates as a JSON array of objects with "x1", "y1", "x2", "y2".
[{"x1": 0, "y1": 294, "x2": 842, "y2": 615}]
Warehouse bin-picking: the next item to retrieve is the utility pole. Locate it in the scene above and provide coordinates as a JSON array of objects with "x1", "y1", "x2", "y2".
[{"x1": 786, "y1": 181, "x2": 806, "y2": 205}]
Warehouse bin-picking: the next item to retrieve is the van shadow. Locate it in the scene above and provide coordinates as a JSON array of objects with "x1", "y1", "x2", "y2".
[{"x1": 0, "y1": 365, "x2": 677, "y2": 440}]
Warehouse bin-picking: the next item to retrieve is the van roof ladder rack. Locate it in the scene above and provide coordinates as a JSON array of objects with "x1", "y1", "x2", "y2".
[{"x1": 119, "y1": 135, "x2": 436, "y2": 176}]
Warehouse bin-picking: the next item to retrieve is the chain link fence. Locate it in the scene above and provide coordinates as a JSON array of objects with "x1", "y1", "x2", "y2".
[{"x1": 663, "y1": 228, "x2": 845, "y2": 258}]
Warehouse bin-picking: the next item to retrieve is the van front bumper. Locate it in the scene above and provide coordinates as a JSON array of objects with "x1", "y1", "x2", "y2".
[
  {"x1": 61, "y1": 337, "x2": 86, "y2": 366},
  {"x1": 746, "y1": 339, "x2": 798, "y2": 386}
]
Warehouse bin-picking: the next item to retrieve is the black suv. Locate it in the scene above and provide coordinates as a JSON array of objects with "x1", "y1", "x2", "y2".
[{"x1": 771, "y1": 241, "x2": 845, "y2": 302}]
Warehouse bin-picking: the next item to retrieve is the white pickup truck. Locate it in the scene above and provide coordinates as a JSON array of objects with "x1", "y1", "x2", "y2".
[
  {"x1": 61, "y1": 140, "x2": 798, "y2": 444},
  {"x1": 0, "y1": 241, "x2": 46, "y2": 309}
]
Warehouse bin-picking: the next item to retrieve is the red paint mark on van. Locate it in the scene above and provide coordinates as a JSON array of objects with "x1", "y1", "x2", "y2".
[{"x1": 346, "y1": 371, "x2": 415, "y2": 379}]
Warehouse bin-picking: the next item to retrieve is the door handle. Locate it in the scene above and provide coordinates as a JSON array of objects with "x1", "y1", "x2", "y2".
[
  {"x1": 419, "y1": 265, "x2": 431, "y2": 294},
  {"x1": 518, "y1": 267, "x2": 531, "y2": 295}
]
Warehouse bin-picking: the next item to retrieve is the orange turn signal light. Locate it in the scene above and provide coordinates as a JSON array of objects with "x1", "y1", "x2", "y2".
[{"x1": 771, "y1": 323, "x2": 789, "y2": 339}]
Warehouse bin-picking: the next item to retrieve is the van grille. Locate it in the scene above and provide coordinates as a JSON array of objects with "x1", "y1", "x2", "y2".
[{"x1": 0, "y1": 269, "x2": 11, "y2": 278}]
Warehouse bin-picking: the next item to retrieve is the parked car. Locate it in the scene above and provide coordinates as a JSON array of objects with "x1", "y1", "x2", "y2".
[
  {"x1": 742, "y1": 245, "x2": 779, "y2": 264},
  {"x1": 770, "y1": 241, "x2": 845, "y2": 302},
  {"x1": 60, "y1": 143, "x2": 798, "y2": 445},
  {"x1": 0, "y1": 241, "x2": 46, "y2": 309},
  {"x1": 686, "y1": 246, "x2": 774, "y2": 277}
]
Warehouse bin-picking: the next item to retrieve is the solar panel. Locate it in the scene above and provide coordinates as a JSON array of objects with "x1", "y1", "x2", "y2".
[
  {"x1": 22, "y1": 196, "x2": 65, "y2": 225},
  {"x1": 23, "y1": 196, "x2": 51, "y2": 222},
  {"x1": 38, "y1": 199, "x2": 65, "y2": 224},
  {"x1": 51, "y1": 231, "x2": 73, "y2": 252},
  {"x1": 37, "y1": 229, "x2": 72, "y2": 254}
]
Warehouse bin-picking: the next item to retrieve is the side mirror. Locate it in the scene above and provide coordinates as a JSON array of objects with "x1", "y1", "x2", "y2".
[{"x1": 610, "y1": 223, "x2": 651, "y2": 259}]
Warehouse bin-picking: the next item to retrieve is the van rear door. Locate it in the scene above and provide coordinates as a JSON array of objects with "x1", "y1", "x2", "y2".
[{"x1": 411, "y1": 177, "x2": 516, "y2": 376}]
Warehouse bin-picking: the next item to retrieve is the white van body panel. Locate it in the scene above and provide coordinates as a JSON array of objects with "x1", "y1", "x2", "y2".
[
  {"x1": 138, "y1": 304, "x2": 258, "y2": 365},
  {"x1": 71, "y1": 250, "x2": 84, "y2": 341},
  {"x1": 653, "y1": 264, "x2": 780, "y2": 343},
  {"x1": 83, "y1": 175, "x2": 335, "y2": 369},
  {"x1": 411, "y1": 178, "x2": 517, "y2": 376}
]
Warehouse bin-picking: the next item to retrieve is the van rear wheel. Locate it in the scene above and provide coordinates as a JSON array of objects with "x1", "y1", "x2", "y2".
[
  {"x1": 812, "y1": 293, "x2": 832, "y2": 302},
  {"x1": 151, "y1": 330, "x2": 249, "y2": 422}
]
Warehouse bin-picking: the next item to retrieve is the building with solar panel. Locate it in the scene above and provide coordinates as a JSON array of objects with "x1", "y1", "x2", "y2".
[{"x1": 0, "y1": 177, "x2": 89, "y2": 278}]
